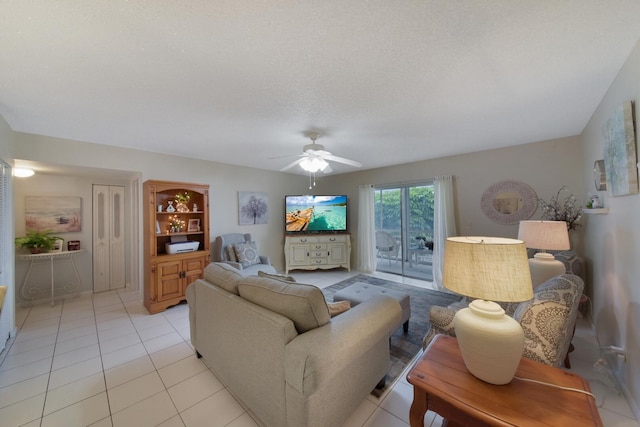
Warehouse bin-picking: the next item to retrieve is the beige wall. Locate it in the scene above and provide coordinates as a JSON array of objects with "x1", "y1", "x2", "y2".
[
  {"x1": 0, "y1": 115, "x2": 13, "y2": 160},
  {"x1": 319, "y1": 136, "x2": 584, "y2": 266},
  {"x1": 581, "y1": 39, "x2": 640, "y2": 416},
  {"x1": 10, "y1": 132, "x2": 312, "y2": 294},
  {"x1": 13, "y1": 174, "x2": 132, "y2": 303},
  {"x1": 0, "y1": 113, "x2": 16, "y2": 349}
]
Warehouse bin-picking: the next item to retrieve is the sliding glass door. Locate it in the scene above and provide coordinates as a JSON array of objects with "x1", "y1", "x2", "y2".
[{"x1": 374, "y1": 182, "x2": 434, "y2": 281}]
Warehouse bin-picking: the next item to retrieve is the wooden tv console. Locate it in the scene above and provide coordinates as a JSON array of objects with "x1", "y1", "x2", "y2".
[{"x1": 284, "y1": 234, "x2": 351, "y2": 274}]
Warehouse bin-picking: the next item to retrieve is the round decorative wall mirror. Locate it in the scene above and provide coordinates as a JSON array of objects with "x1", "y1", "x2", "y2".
[
  {"x1": 481, "y1": 181, "x2": 538, "y2": 225},
  {"x1": 594, "y1": 159, "x2": 607, "y2": 191}
]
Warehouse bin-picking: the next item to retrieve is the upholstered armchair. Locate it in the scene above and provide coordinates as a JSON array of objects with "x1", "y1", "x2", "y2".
[
  {"x1": 212, "y1": 233, "x2": 277, "y2": 276},
  {"x1": 423, "y1": 274, "x2": 584, "y2": 368}
]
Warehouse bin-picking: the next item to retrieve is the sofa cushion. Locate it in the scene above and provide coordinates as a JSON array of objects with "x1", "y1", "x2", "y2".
[
  {"x1": 234, "y1": 241, "x2": 260, "y2": 267},
  {"x1": 238, "y1": 276, "x2": 330, "y2": 333},
  {"x1": 203, "y1": 262, "x2": 243, "y2": 295}
]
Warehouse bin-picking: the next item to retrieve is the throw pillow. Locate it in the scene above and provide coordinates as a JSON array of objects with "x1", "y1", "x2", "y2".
[
  {"x1": 238, "y1": 276, "x2": 330, "y2": 333},
  {"x1": 234, "y1": 241, "x2": 260, "y2": 267},
  {"x1": 327, "y1": 300, "x2": 351, "y2": 317},
  {"x1": 258, "y1": 270, "x2": 296, "y2": 282},
  {"x1": 203, "y1": 262, "x2": 243, "y2": 295},
  {"x1": 225, "y1": 245, "x2": 237, "y2": 262}
]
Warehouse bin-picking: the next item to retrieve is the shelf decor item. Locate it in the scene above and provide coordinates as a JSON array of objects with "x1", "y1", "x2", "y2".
[
  {"x1": 168, "y1": 215, "x2": 185, "y2": 233},
  {"x1": 538, "y1": 186, "x2": 582, "y2": 231},
  {"x1": 175, "y1": 191, "x2": 190, "y2": 212}
]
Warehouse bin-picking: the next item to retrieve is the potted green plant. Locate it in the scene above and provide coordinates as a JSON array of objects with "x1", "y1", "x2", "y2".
[{"x1": 15, "y1": 230, "x2": 62, "y2": 254}]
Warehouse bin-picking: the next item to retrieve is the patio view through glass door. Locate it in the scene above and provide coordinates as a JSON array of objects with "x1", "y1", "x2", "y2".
[{"x1": 374, "y1": 183, "x2": 434, "y2": 281}]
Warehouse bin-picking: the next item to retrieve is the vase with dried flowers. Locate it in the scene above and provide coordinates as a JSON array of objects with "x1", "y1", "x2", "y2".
[{"x1": 538, "y1": 186, "x2": 583, "y2": 231}]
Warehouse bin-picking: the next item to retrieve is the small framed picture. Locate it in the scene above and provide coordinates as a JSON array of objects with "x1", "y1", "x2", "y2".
[
  {"x1": 187, "y1": 219, "x2": 200, "y2": 232},
  {"x1": 155, "y1": 220, "x2": 161, "y2": 234}
]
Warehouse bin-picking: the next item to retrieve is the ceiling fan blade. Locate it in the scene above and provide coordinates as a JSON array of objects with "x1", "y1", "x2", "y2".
[
  {"x1": 323, "y1": 153, "x2": 362, "y2": 168},
  {"x1": 280, "y1": 158, "x2": 304, "y2": 172},
  {"x1": 322, "y1": 164, "x2": 333, "y2": 174},
  {"x1": 269, "y1": 153, "x2": 303, "y2": 160}
]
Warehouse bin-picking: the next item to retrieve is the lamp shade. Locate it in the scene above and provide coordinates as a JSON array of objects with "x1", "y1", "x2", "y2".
[
  {"x1": 443, "y1": 236, "x2": 533, "y2": 302},
  {"x1": 517, "y1": 220, "x2": 570, "y2": 251}
]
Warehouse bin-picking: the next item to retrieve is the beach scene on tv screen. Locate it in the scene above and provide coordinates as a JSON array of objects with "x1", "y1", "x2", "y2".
[{"x1": 285, "y1": 195, "x2": 347, "y2": 232}]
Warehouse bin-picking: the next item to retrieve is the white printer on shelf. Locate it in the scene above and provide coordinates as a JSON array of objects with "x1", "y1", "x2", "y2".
[{"x1": 165, "y1": 235, "x2": 200, "y2": 254}]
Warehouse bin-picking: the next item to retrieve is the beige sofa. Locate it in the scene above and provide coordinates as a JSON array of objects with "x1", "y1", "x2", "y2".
[{"x1": 186, "y1": 263, "x2": 402, "y2": 427}]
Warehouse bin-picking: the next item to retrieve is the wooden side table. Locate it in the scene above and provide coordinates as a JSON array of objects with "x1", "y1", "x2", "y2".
[{"x1": 406, "y1": 335, "x2": 602, "y2": 427}]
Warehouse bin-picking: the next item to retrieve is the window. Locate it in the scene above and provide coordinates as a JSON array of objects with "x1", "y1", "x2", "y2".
[{"x1": 374, "y1": 182, "x2": 434, "y2": 281}]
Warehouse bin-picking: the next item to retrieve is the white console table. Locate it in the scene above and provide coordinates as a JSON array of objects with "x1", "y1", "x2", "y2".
[
  {"x1": 18, "y1": 250, "x2": 84, "y2": 306},
  {"x1": 284, "y1": 234, "x2": 351, "y2": 274}
]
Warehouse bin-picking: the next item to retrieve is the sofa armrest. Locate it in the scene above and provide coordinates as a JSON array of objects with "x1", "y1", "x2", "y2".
[{"x1": 285, "y1": 295, "x2": 401, "y2": 395}]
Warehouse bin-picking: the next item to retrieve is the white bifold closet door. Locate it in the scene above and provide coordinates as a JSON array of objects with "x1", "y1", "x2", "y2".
[{"x1": 93, "y1": 185, "x2": 125, "y2": 292}]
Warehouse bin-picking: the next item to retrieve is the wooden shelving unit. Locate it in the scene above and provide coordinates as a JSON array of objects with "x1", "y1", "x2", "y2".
[{"x1": 143, "y1": 180, "x2": 210, "y2": 314}]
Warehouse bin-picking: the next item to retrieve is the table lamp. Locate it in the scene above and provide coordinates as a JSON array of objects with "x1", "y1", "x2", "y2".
[
  {"x1": 517, "y1": 220, "x2": 570, "y2": 288},
  {"x1": 443, "y1": 236, "x2": 533, "y2": 385}
]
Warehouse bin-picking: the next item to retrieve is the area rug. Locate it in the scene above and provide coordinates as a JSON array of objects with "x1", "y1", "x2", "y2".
[{"x1": 322, "y1": 274, "x2": 463, "y2": 396}]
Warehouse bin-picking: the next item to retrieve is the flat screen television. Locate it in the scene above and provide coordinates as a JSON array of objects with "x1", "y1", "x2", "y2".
[{"x1": 285, "y1": 195, "x2": 347, "y2": 233}]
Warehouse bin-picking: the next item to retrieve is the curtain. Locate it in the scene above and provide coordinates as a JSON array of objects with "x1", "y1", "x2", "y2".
[
  {"x1": 433, "y1": 175, "x2": 457, "y2": 290},
  {"x1": 357, "y1": 184, "x2": 376, "y2": 273}
]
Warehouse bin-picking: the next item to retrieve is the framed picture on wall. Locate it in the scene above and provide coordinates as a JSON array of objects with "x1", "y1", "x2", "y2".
[
  {"x1": 604, "y1": 100, "x2": 639, "y2": 196},
  {"x1": 238, "y1": 191, "x2": 268, "y2": 225},
  {"x1": 25, "y1": 196, "x2": 82, "y2": 232}
]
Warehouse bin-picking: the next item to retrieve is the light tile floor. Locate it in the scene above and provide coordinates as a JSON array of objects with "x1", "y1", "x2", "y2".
[{"x1": 0, "y1": 270, "x2": 637, "y2": 427}]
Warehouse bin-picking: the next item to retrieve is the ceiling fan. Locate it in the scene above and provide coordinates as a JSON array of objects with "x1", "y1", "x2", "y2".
[{"x1": 278, "y1": 132, "x2": 362, "y2": 174}]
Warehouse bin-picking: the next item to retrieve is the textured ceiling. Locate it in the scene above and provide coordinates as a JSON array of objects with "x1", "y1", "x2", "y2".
[{"x1": 2, "y1": 1, "x2": 640, "y2": 175}]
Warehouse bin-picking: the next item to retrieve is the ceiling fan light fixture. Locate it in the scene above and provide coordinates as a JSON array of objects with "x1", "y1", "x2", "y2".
[{"x1": 299, "y1": 157, "x2": 328, "y2": 172}]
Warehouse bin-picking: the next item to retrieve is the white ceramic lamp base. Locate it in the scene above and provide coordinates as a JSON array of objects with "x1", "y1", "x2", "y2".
[
  {"x1": 529, "y1": 252, "x2": 566, "y2": 288},
  {"x1": 453, "y1": 299, "x2": 524, "y2": 385}
]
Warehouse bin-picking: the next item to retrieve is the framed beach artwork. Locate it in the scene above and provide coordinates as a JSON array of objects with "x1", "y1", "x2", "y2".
[
  {"x1": 25, "y1": 196, "x2": 82, "y2": 232},
  {"x1": 238, "y1": 191, "x2": 268, "y2": 225},
  {"x1": 604, "y1": 101, "x2": 638, "y2": 197}
]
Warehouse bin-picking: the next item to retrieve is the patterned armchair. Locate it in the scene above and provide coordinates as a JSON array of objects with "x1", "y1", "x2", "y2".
[{"x1": 423, "y1": 274, "x2": 584, "y2": 368}]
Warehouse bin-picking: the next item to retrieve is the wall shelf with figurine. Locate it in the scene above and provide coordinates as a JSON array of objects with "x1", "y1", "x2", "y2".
[{"x1": 583, "y1": 208, "x2": 609, "y2": 214}]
